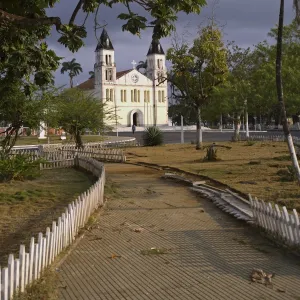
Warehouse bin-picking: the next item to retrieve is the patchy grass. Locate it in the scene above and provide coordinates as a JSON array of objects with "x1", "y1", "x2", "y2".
[
  {"x1": 0, "y1": 168, "x2": 95, "y2": 266},
  {"x1": 13, "y1": 267, "x2": 59, "y2": 300},
  {"x1": 125, "y1": 142, "x2": 300, "y2": 210}
]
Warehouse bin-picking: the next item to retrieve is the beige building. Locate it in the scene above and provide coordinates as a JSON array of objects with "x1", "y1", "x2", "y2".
[{"x1": 78, "y1": 28, "x2": 168, "y2": 127}]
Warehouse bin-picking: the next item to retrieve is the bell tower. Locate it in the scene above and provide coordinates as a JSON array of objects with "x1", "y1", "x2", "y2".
[
  {"x1": 94, "y1": 28, "x2": 116, "y2": 100},
  {"x1": 146, "y1": 39, "x2": 167, "y2": 126}
]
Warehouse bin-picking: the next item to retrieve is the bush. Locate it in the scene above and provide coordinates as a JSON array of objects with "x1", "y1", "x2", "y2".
[
  {"x1": 203, "y1": 144, "x2": 219, "y2": 162},
  {"x1": 143, "y1": 126, "x2": 163, "y2": 146},
  {"x1": 0, "y1": 154, "x2": 43, "y2": 182},
  {"x1": 276, "y1": 166, "x2": 297, "y2": 182},
  {"x1": 26, "y1": 128, "x2": 32, "y2": 136}
]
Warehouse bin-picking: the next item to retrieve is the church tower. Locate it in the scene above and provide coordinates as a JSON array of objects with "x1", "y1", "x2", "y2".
[
  {"x1": 94, "y1": 28, "x2": 116, "y2": 101},
  {"x1": 146, "y1": 39, "x2": 167, "y2": 126}
]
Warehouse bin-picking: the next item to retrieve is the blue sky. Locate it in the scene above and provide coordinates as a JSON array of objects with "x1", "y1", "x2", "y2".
[{"x1": 46, "y1": 0, "x2": 294, "y2": 87}]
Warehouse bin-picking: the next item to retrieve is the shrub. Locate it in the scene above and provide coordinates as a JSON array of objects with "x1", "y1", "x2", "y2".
[
  {"x1": 203, "y1": 144, "x2": 218, "y2": 162},
  {"x1": 143, "y1": 126, "x2": 163, "y2": 146},
  {"x1": 276, "y1": 166, "x2": 297, "y2": 182},
  {"x1": 0, "y1": 154, "x2": 43, "y2": 182},
  {"x1": 26, "y1": 128, "x2": 32, "y2": 136}
]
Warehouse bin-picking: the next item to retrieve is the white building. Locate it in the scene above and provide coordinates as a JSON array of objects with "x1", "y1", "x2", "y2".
[{"x1": 77, "y1": 28, "x2": 168, "y2": 127}]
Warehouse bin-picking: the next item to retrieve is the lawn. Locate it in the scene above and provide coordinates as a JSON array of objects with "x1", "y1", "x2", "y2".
[
  {"x1": 125, "y1": 141, "x2": 300, "y2": 210},
  {"x1": 0, "y1": 168, "x2": 95, "y2": 266}
]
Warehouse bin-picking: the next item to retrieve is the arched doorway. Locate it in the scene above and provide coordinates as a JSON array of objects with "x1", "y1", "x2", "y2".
[
  {"x1": 129, "y1": 109, "x2": 143, "y2": 127},
  {"x1": 133, "y1": 112, "x2": 138, "y2": 126}
]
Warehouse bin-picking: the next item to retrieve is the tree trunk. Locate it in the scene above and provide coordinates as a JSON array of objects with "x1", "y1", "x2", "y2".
[
  {"x1": 74, "y1": 130, "x2": 83, "y2": 149},
  {"x1": 70, "y1": 76, "x2": 73, "y2": 88},
  {"x1": 232, "y1": 113, "x2": 241, "y2": 142},
  {"x1": 196, "y1": 106, "x2": 202, "y2": 150},
  {"x1": 0, "y1": 126, "x2": 19, "y2": 159},
  {"x1": 276, "y1": 0, "x2": 300, "y2": 184},
  {"x1": 245, "y1": 107, "x2": 249, "y2": 138}
]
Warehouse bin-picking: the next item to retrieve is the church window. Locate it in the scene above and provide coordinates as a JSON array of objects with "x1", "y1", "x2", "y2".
[
  {"x1": 162, "y1": 90, "x2": 165, "y2": 102},
  {"x1": 147, "y1": 91, "x2": 150, "y2": 103},
  {"x1": 109, "y1": 55, "x2": 112, "y2": 64},
  {"x1": 110, "y1": 89, "x2": 114, "y2": 102},
  {"x1": 106, "y1": 89, "x2": 109, "y2": 101},
  {"x1": 157, "y1": 59, "x2": 160, "y2": 68},
  {"x1": 108, "y1": 69, "x2": 113, "y2": 81},
  {"x1": 134, "y1": 89, "x2": 137, "y2": 102},
  {"x1": 158, "y1": 91, "x2": 161, "y2": 102},
  {"x1": 105, "y1": 70, "x2": 108, "y2": 80},
  {"x1": 131, "y1": 90, "x2": 133, "y2": 102},
  {"x1": 121, "y1": 90, "x2": 123, "y2": 102},
  {"x1": 138, "y1": 90, "x2": 140, "y2": 102},
  {"x1": 144, "y1": 91, "x2": 146, "y2": 102},
  {"x1": 105, "y1": 55, "x2": 108, "y2": 65},
  {"x1": 124, "y1": 90, "x2": 127, "y2": 102}
]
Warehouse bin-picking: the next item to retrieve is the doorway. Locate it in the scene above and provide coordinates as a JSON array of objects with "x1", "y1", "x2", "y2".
[{"x1": 133, "y1": 112, "x2": 138, "y2": 126}]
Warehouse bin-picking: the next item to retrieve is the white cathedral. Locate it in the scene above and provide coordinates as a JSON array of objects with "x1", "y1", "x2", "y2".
[{"x1": 77, "y1": 28, "x2": 168, "y2": 127}]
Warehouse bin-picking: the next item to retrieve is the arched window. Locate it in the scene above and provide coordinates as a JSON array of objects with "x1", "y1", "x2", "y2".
[
  {"x1": 147, "y1": 91, "x2": 150, "y2": 103},
  {"x1": 105, "y1": 70, "x2": 108, "y2": 80},
  {"x1": 106, "y1": 89, "x2": 109, "y2": 101},
  {"x1": 162, "y1": 90, "x2": 165, "y2": 102},
  {"x1": 131, "y1": 90, "x2": 134, "y2": 102},
  {"x1": 158, "y1": 91, "x2": 161, "y2": 102},
  {"x1": 144, "y1": 91, "x2": 146, "y2": 102},
  {"x1": 105, "y1": 55, "x2": 108, "y2": 65},
  {"x1": 110, "y1": 89, "x2": 113, "y2": 102},
  {"x1": 121, "y1": 90, "x2": 123, "y2": 102},
  {"x1": 134, "y1": 89, "x2": 137, "y2": 102},
  {"x1": 109, "y1": 55, "x2": 112, "y2": 64},
  {"x1": 138, "y1": 90, "x2": 140, "y2": 102},
  {"x1": 124, "y1": 90, "x2": 127, "y2": 102}
]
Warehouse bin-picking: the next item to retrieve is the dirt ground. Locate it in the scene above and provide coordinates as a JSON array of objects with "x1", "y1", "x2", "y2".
[
  {"x1": 0, "y1": 168, "x2": 95, "y2": 266},
  {"x1": 58, "y1": 163, "x2": 300, "y2": 300},
  {"x1": 124, "y1": 142, "x2": 300, "y2": 210}
]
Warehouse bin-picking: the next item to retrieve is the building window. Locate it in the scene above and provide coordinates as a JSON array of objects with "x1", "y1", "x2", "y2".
[
  {"x1": 106, "y1": 89, "x2": 109, "y2": 101},
  {"x1": 144, "y1": 91, "x2": 146, "y2": 102},
  {"x1": 134, "y1": 89, "x2": 137, "y2": 102},
  {"x1": 121, "y1": 90, "x2": 123, "y2": 102},
  {"x1": 124, "y1": 90, "x2": 127, "y2": 102},
  {"x1": 109, "y1": 55, "x2": 112, "y2": 64},
  {"x1": 105, "y1": 70, "x2": 108, "y2": 81},
  {"x1": 105, "y1": 55, "x2": 108, "y2": 65},
  {"x1": 162, "y1": 90, "x2": 165, "y2": 102},
  {"x1": 158, "y1": 91, "x2": 161, "y2": 102},
  {"x1": 157, "y1": 59, "x2": 160, "y2": 68},
  {"x1": 110, "y1": 89, "x2": 113, "y2": 102},
  {"x1": 147, "y1": 91, "x2": 150, "y2": 103},
  {"x1": 131, "y1": 90, "x2": 133, "y2": 102},
  {"x1": 138, "y1": 90, "x2": 140, "y2": 102}
]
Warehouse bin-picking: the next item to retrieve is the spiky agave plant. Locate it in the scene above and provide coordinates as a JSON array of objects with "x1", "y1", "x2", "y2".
[{"x1": 143, "y1": 126, "x2": 163, "y2": 146}]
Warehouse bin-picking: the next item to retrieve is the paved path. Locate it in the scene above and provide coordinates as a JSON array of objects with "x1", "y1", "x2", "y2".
[{"x1": 58, "y1": 164, "x2": 300, "y2": 300}]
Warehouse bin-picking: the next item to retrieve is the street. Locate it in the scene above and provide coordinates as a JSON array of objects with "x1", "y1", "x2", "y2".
[{"x1": 109, "y1": 130, "x2": 300, "y2": 144}]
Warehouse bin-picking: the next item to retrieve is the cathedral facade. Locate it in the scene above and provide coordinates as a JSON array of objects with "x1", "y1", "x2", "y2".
[{"x1": 77, "y1": 28, "x2": 168, "y2": 127}]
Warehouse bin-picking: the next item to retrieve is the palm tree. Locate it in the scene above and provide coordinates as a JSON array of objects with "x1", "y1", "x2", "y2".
[
  {"x1": 89, "y1": 71, "x2": 95, "y2": 79},
  {"x1": 276, "y1": 0, "x2": 300, "y2": 183},
  {"x1": 61, "y1": 58, "x2": 83, "y2": 88},
  {"x1": 136, "y1": 60, "x2": 147, "y2": 73}
]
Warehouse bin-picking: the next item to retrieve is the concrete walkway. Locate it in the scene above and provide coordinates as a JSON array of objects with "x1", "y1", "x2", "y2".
[{"x1": 58, "y1": 164, "x2": 300, "y2": 300}]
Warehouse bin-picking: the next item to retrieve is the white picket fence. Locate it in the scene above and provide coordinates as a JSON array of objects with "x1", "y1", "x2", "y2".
[
  {"x1": 10, "y1": 146, "x2": 126, "y2": 164},
  {"x1": 0, "y1": 157, "x2": 105, "y2": 299},
  {"x1": 249, "y1": 195, "x2": 300, "y2": 246}
]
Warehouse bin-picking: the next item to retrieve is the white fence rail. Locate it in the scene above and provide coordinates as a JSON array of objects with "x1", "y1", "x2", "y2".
[
  {"x1": 0, "y1": 157, "x2": 105, "y2": 299},
  {"x1": 249, "y1": 195, "x2": 300, "y2": 246},
  {"x1": 9, "y1": 147, "x2": 126, "y2": 164}
]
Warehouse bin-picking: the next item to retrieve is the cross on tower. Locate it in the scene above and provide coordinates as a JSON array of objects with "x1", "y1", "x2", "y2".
[{"x1": 131, "y1": 60, "x2": 137, "y2": 69}]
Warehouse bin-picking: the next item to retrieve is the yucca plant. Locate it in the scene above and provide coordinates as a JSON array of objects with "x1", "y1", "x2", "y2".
[{"x1": 143, "y1": 126, "x2": 163, "y2": 146}]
